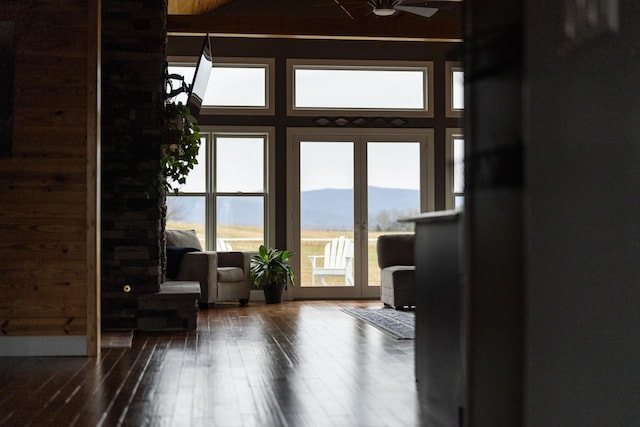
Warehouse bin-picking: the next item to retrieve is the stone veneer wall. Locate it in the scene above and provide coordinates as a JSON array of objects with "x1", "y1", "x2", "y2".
[{"x1": 101, "y1": 0, "x2": 167, "y2": 329}]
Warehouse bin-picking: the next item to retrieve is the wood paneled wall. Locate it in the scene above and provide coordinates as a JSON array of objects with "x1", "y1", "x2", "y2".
[{"x1": 0, "y1": 1, "x2": 100, "y2": 356}]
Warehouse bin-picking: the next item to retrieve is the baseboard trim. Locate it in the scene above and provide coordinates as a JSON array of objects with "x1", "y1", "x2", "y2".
[{"x1": 0, "y1": 336, "x2": 87, "y2": 356}]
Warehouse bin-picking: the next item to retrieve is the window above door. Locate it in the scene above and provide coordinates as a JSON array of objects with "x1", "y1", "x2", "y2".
[{"x1": 287, "y1": 59, "x2": 434, "y2": 117}]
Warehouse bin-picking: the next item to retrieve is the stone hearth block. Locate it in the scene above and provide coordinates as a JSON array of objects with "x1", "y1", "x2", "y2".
[{"x1": 137, "y1": 281, "x2": 201, "y2": 330}]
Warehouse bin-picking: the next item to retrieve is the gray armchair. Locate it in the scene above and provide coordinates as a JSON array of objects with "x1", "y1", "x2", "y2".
[
  {"x1": 165, "y1": 229, "x2": 252, "y2": 308},
  {"x1": 376, "y1": 233, "x2": 415, "y2": 309}
]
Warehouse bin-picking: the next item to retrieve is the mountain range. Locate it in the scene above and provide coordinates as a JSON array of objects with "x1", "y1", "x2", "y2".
[{"x1": 168, "y1": 186, "x2": 420, "y2": 230}]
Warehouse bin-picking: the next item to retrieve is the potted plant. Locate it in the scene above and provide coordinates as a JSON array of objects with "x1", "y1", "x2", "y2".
[
  {"x1": 160, "y1": 102, "x2": 201, "y2": 194},
  {"x1": 250, "y1": 245, "x2": 295, "y2": 304}
]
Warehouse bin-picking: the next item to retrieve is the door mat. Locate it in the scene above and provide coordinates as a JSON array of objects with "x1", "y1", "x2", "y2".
[{"x1": 340, "y1": 308, "x2": 415, "y2": 339}]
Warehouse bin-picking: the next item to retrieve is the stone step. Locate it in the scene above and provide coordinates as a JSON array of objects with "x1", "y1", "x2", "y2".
[{"x1": 137, "y1": 281, "x2": 201, "y2": 330}]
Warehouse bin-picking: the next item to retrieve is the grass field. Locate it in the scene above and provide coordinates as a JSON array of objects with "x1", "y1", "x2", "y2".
[{"x1": 165, "y1": 222, "x2": 410, "y2": 286}]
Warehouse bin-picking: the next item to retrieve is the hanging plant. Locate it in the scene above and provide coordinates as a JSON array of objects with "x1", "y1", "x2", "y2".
[{"x1": 160, "y1": 102, "x2": 201, "y2": 194}]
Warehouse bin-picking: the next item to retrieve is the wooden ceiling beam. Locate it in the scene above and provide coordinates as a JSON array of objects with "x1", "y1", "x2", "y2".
[
  {"x1": 167, "y1": 15, "x2": 463, "y2": 41},
  {"x1": 168, "y1": 0, "x2": 235, "y2": 15}
]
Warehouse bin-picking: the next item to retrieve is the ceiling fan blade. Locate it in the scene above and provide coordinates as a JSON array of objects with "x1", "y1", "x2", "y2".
[
  {"x1": 395, "y1": 5, "x2": 439, "y2": 17},
  {"x1": 333, "y1": 0, "x2": 356, "y2": 19}
]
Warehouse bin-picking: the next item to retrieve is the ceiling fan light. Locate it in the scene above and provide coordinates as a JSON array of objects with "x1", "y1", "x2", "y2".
[{"x1": 373, "y1": 7, "x2": 396, "y2": 16}]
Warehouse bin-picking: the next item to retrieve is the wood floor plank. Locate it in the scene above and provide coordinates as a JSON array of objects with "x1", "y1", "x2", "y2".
[{"x1": 0, "y1": 301, "x2": 422, "y2": 426}]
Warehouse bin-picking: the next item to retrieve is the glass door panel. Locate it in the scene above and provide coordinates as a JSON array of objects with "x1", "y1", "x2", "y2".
[
  {"x1": 299, "y1": 141, "x2": 355, "y2": 289},
  {"x1": 453, "y1": 136, "x2": 465, "y2": 208},
  {"x1": 287, "y1": 128, "x2": 434, "y2": 300},
  {"x1": 366, "y1": 142, "x2": 420, "y2": 288}
]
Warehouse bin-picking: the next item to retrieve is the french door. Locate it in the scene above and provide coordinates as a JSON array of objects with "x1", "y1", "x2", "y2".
[{"x1": 287, "y1": 128, "x2": 434, "y2": 299}]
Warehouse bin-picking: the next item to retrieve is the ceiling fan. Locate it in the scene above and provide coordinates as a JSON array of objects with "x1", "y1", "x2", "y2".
[{"x1": 367, "y1": 0, "x2": 460, "y2": 18}]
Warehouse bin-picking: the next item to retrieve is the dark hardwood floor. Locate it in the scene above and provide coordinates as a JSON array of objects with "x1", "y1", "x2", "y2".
[{"x1": 0, "y1": 301, "x2": 423, "y2": 427}]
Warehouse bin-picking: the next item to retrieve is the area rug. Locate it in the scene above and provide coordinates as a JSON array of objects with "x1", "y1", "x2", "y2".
[
  {"x1": 340, "y1": 308, "x2": 415, "y2": 340},
  {"x1": 101, "y1": 331, "x2": 134, "y2": 348}
]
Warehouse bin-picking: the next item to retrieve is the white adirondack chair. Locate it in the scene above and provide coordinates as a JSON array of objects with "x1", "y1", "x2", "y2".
[
  {"x1": 216, "y1": 238, "x2": 233, "y2": 252},
  {"x1": 308, "y1": 236, "x2": 354, "y2": 286}
]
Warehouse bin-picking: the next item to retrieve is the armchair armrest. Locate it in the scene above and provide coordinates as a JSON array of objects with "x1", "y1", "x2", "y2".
[
  {"x1": 242, "y1": 251, "x2": 256, "y2": 287},
  {"x1": 216, "y1": 251, "x2": 256, "y2": 303},
  {"x1": 175, "y1": 251, "x2": 218, "y2": 303}
]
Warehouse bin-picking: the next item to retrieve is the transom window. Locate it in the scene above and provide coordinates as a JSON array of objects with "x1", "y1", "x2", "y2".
[
  {"x1": 287, "y1": 59, "x2": 434, "y2": 117},
  {"x1": 167, "y1": 57, "x2": 274, "y2": 115},
  {"x1": 209, "y1": 66, "x2": 266, "y2": 107}
]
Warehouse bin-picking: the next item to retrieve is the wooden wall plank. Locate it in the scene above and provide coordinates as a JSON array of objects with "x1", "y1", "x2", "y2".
[
  {"x1": 13, "y1": 107, "x2": 87, "y2": 129},
  {"x1": 0, "y1": 219, "x2": 85, "y2": 233},
  {"x1": 0, "y1": 208, "x2": 85, "y2": 221},
  {"x1": 0, "y1": 245, "x2": 86, "y2": 261},
  {"x1": 16, "y1": 57, "x2": 86, "y2": 107},
  {"x1": 0, "y1": 300, "x2": 87, "y2": 318},
  {"x1": 0, "y1": 173, "x2": 87, "y2": 184},
  {"x1": 1, "y1": 208, "x2": 85, "y2": 226},
  {"x1": 0, "y1": 263, "x2": 85, "y2": 277},
  {"x1": 0, "y1": 279, "x2": 87, "y2": 297},
  {"x1": 0, "y1": 187, "x2": 87, "y2": 204},
  {"x1": 0, "y1": 317, "x2": 87, "y2": 336}
]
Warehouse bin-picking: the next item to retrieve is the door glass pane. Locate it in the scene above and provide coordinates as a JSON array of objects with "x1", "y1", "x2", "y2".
[
  {"x1": 166, "y1": 195, "x2": 206, "y2": 248},
  {"x1": 453, "y1": 70, "x2": 464, "y2": 110},
  {"x1": 216, "y1": 196, "x2": 264, "y2": 251},
  {"x1": 216, "y1": 136, "x2": 264, "y2": 193},
  {"x1": 300, "y1": 141, "x2": 354, "y2": 287},
  {"x1": 367, "y1": 142, "x2": 420, "y2": 286},
  {"x1": 453, "y1": 137, "x2": 465, "y2": 193}
]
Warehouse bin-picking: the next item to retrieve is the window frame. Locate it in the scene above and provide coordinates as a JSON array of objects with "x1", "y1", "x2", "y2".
[
  {"x1": 446, "y1": 61, "x2": 464, "y2": 118},
  {"x1": 167, "y1": 56, "x2": 275, "y2": 116},
  {"x1": 167, "y1": 126, "x2": 276, "y2": 251},
  {"x1": 445, "y1": 128, "x2": 464, "y2": 209},
  {"x1": 286, "y1": 59, "x2": 434, "y2": 117}
]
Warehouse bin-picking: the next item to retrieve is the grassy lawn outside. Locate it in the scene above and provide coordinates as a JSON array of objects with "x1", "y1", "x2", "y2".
[{"x1": 166, "y1": 222, "x2": 411, "y2": 286}]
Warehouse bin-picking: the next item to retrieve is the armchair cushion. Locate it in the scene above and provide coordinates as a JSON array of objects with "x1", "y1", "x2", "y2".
[
  {"x1": 217, "y1": 267, "x2": 244, "y2": 282},
  {"x1": 377, "y1": 234, "x2": 414, "y2": 268},
  {"x1": 166, "y1": 229, "x2": 203, "y2": 250},
  {"x1": 377, "y1": 234, "x2": 416, "y2": 309}
]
